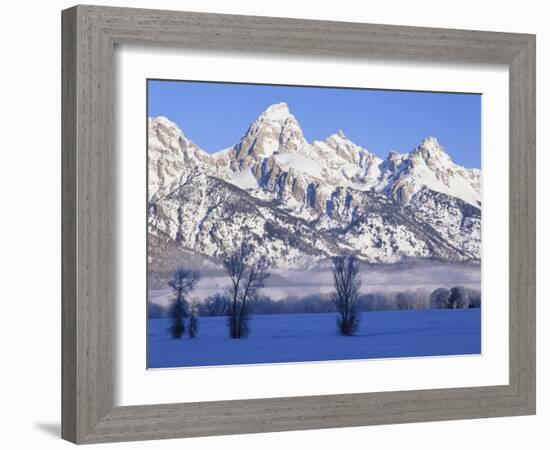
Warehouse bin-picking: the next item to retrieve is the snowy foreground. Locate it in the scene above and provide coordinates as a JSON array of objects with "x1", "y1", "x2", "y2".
[{"x1": 148, "y1": 309, "x2": 481, "y2": 368}]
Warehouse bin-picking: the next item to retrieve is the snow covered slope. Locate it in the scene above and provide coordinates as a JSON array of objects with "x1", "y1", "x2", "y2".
[
  {"x1": 147, "y1": 103, "x2": 482, "y2": 269},
  {"x1": 376, "y1": 137, "x2": 481, "y2": 207}
]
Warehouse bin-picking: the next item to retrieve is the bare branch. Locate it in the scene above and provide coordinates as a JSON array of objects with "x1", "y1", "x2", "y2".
[
  {"x1": 222, "y1": 242, "x2": 270, "y2": 338},
  {"x1": 167, "y1": 267, "x2": 200, "y2": 339},
  {"x1": 331, "y1": 254, "x2": 361, "y2": 336}
]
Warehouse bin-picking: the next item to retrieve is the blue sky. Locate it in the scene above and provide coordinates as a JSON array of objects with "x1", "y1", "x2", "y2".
[{"x1": 148, "y1": 80, "x2": 481, "y2": 168}]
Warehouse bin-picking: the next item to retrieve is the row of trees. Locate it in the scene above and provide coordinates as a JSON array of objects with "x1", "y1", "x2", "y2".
[
  {"x1": 166, "y1": 242, "x2": 271, "y2": 340},
  {"x1": 181, "y1": 286, "x2": 479, "y2": 316},
  {"x1": 164, "y1": 244, "x2": 359, "y2": 338},
  {"x1": 429, "y1": 286, "x2": 481, "y2": 309},
  {"x1": 161, "y1": 246, "x2": 480, "y2": 339},
  {"x1": 155, "y1": 285, "x2": 480, "y2": 319}
]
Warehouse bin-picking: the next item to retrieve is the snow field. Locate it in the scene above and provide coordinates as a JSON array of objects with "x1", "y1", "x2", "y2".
[{"x1": 148, "y1": 309, "x2": 481, "y2": 368}]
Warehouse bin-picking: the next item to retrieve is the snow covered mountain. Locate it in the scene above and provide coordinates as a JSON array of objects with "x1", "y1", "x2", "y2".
[{"x1": 148, "y1": 103, "x2": 481, "y2": 270}]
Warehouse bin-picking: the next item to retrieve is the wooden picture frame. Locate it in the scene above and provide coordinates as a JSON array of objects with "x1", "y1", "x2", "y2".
[{"x1": 61, "y1": 5, "x2": 536, "y2": 444}]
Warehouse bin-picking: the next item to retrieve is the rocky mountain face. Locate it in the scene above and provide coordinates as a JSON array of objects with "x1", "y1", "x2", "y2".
[{"x1": 148, "y1": 103, "x2": 481, "y2": 270}]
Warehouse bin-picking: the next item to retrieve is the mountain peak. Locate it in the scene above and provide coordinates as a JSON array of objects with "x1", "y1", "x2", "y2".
[
  {"x1": 328, "y1": 129, "x2": 348, "y2": 140},
  {"x1": 336, "y1": 129, "x2": 347, "y2": 139},
  {"x1": 149, "y1": 116, "x2": 187, "y2": 144},
  {"x1": 417, "y1": 136, "x2": 444, "y2": 153},
  {"x1": 260, "y1": 102, "x2": 293, "y2": 121},
  {"x1": 325, "y1": 129, "x2": 354, "y2": 145},
  {"x1": 150, "y1": 115, "x2": 180, "y2": 130},
  {"x1": 421, "y1": 136, "x2": 442, "y2": 147},
  {"x1": 410, "y1": 136, "x2": 452, "y2": 163}
]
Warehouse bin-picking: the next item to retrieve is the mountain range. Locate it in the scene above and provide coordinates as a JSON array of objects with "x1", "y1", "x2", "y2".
[{"x1": 148, "y1": 102, "x2": 481, "y2": 271}]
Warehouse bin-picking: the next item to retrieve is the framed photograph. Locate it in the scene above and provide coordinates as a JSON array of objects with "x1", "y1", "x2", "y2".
[{"x1": 62, "y1": 5, "x2": 536, "y2": 444}]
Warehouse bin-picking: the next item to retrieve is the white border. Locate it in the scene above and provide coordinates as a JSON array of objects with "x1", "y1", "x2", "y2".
[{"x1": 114, "y1": 46, "x2": 509, "y2": 406}]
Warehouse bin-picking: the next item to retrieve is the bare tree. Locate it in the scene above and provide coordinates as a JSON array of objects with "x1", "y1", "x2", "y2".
[
  {"x1": 223, "y1": 242, "x2": 270, "y2": 338},
  {"x1": 237, "y1": 255, "x2": 270, "y2": 338},
  {"x1": 168, "y1": 267, "x2": 200, "y2": 339},
  {"x1": 188, "y1": 301, "x2": 199, "y2": 338},
  {"x1": 223, "y1": 242, "x2": 249, "y2": 338},
  {"x1": 331, "y1": 255, "x2": 361, "y2": 336}
]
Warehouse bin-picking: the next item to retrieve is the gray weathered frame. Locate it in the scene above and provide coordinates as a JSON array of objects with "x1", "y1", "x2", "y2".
[{"x1": 61, "y1": 4, "x2": 536, "y2": 444}]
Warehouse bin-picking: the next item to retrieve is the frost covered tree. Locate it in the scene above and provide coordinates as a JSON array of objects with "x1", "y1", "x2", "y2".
[
  {"x1": 449, "y1": 286, "x2": 470, "y2": 309},
  {"x1": 331, "y1": 255, "x2": 361, "y2": 336},
  {"x1": 429, "y1": 286, "x2": 477, "y2": 309},
  {"x1": 168, "y1": 267, "x2": 200, "y2": 339},
  {"x1": 394, "y1": 290, "x2": 428, "y2": 310},
  {"x1": 200, "y1": 293, "x2": 229, "y2": 316},
  {"x1": 429, "y1": 287, "x2": 451, "y2": 309},
  {"x1": 468, "y1": 289, "x2": 481, "y2": 308},
  {"x1": 395, "y1": 292, "x2": 415, "y2": 310},
  {"x1": 223, "y1": 242, "x2": 270, "y2": 339}
]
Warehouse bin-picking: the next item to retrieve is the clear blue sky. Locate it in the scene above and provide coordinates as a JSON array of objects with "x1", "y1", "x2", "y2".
[{"x1": 148, "y1": 79, "x2": 481, "y2": 168}]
